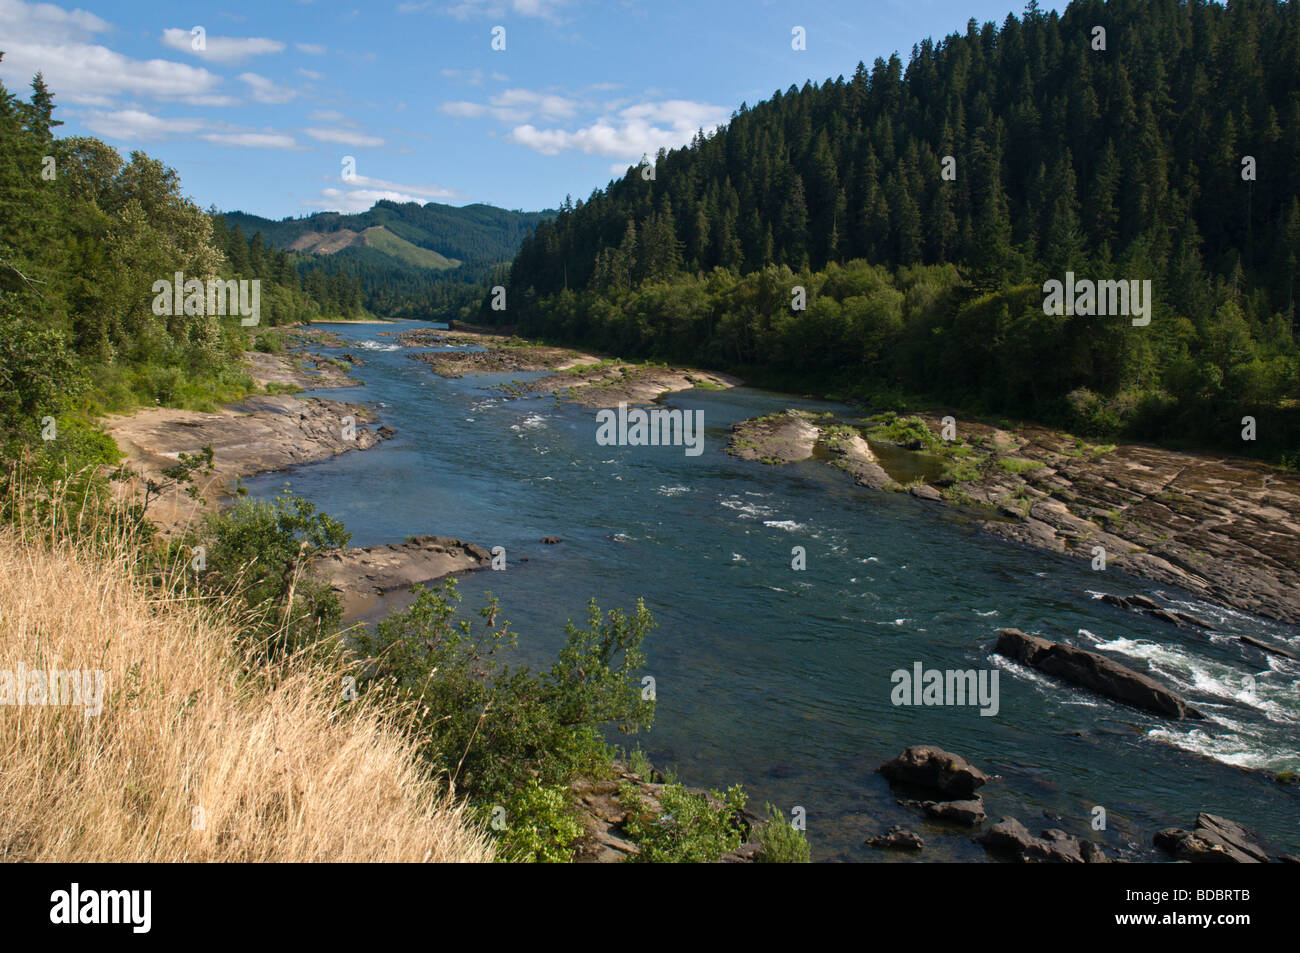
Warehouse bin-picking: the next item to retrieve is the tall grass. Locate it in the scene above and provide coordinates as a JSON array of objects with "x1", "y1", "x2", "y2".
[{"x1": 0, "y1": 476, "x2": 492, "y2": 862}]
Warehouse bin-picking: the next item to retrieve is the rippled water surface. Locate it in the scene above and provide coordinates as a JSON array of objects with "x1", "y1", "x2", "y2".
[{"x1": 246, "y1": 322, "x2": 1300, "y2": 861}]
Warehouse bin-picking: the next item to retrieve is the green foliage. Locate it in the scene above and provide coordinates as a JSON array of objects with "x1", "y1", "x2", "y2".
[
  {"x1": 492, "y1": 1, "x2": 1300, "y2": 461},
  {"x1": 620, "y1": 782, "x2": 748, "y2": 863},
  {"x1": 754, "y1": 804, "x2": 811, "y2": 863},
  {"x1": 493, "y1": 780, "x2": 585, "y2": 863},
  {"x1": 352, "y1": 581, "x2": 655, "y2": 807},
  {"x1": 197, "y1": 487, "x2": 350, "y2": 658},
  {"x1": 219, "y1": 201, "x2": 553, "y2": 319},
  {"x1": 866, "y1": 413, "x2": 940, "y2": 450},
  {"x1": 997, "y1": 456, "x2": 1041, "y2": 474}
]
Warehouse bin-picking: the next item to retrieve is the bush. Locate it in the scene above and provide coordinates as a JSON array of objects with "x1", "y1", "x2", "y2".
[
  {"x1": 352, "y1": 583, "x2": 655, "y2": 809},
  {"x1": 494, "y1": 780, "x2": 584, "y2": 863},
  {"x1": 197, "y1": 486, "x2": 350, "y2": 659},
  {"x1": 754, "y1": 804, "x2": 811, "y2": 863},
  {"x1": 621, "y1": 782, "x2": 748, "y2": 863},
  {"x1": 867, "y1": 413, "x2": 939, "y2": 450}
]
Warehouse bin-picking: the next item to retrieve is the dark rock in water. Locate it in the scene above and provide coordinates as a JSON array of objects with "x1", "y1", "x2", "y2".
[
  {"x1": 1154, "y1": 814, "x2": 1269, "y2": 863},
  {"x1": 879, "y1": 745, "x2": 989, "y2": 798},
  {"x1": 910, "y1": 484, "x2": 942, "y2": 501},
  {"x1": 1237, "y1": 634, "x2": 1298, "y2": 661},
  {"x1": 377, "y1": 425, "x2": 396, "y2": 439},
  {"x1": 979, "y1": 817, "x2": 1041, "y2": 858},
  {"x1": 922, "y1": 797, "x2": 986, "y2": 827},
  {"x1": 1102, "y1": 593, "x2": 1154, "y2": 615},
  {"x1": 994, "y1": 628, "x2": 1202, "y2": 719},
  {"x1": 978, "y1": 816, "x2": 1104, "y2": 863},
  {"x1": 867, "y1": 826, "x2": 924, "y2": 852},
  {"x1": 1101, "y1": 593, "x2": 1211, "y2": 629},
  {"x1": 339, "y1": 352, "x2": 364, "y2": 365},
  {"x1": 1154, "y1": 827, "x2": 1190, "y2": 852},
  {"x1": 540, "y1": 536, "x2": 562, "y2": 544},
  {"x1": 1147, "y1": 607, "x2": 1212, "y2": 629},
  {"x1": 1080, "y1": 840, "x2": 1108, "y2": 863}
]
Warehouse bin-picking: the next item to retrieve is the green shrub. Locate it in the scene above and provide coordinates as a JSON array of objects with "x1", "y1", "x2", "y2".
[
  {"x1": 352, "y1": 583, "x2": 655, "y2": 807},
  {"x1": 867, "y1": 414, "x2": 939, "y2": 450},
  {"x1": 197, "y1": 486, "x2": 350, "y2": 659},
  {"x1": 754, "y1": 804, "x2": 811, "y2": 863},
  {"x1": 494, "y1": 780, "x2": 585, "y2": 863},
  {"x1": 621, "y1": 782, "x2": 748, "y2": 863}
]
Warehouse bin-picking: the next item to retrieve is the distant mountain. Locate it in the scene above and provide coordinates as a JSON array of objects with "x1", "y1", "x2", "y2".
[
  {"x1": 223, "y1": 200, "x2": 553, "y2": 270},
  {"x1": 219, "y1": 199, "x2": 555, "y2": 318}
]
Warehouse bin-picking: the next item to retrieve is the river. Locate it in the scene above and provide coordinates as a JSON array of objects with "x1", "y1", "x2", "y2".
[{"x1": 244, "y1": 321, "x2": 1300, "y2": 861}]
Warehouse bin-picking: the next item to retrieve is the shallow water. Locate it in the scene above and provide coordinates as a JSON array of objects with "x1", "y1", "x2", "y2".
[{"x1": 246, "y1": 321, "x2": 1300, "y2": 861}]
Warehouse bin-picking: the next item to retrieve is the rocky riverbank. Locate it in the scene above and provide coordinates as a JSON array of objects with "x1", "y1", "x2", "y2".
[
  {"x1": 105, "y1": 350, "x2": 488, "y2": 613},
  {"x1": 106, "y1": 390, "x2": 389, "y2": 536},
  {"x1": 389, "y1": 327, "x2": 740, "y2": 405},
  {"x1": 310, "y1": 534, "x2": 491, "y2": 618},
  {"x1": 871, "y1": 745, "x2": 1293, "y2": 863},
  {"x1": 727, "y1": 408, "x2": 1300, "y2": 624}
]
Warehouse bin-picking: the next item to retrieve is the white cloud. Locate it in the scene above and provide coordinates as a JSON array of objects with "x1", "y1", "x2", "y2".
[
  {"x1": 80, "y1": 106, "x2": 299, "y2": 149},
  {"x1": 161, "y1": 28, "x2": 285, "y2": 64},
  {"x1": 202, "y1": 131, "x2": 298, "y2": 149},
  {"x1": 0, "y1": 1, "x2": 226, "y2": 106},
  {"x1": 1, "y1": 42, "x2": 224, "y2": 106},
  {"x1": 297, "y1": 68, "x2": 325, "y2": 81},
  {"x1": 306, "y1": 185, "x2": 458, "y2": 214},
  {"x1": 296, "y1": 43, "x2": 326, "y2": 54},
  {"x1": 440, "y1": 87, "x2": 577, "y2": 122},
  {"x1": 81, "y1": 108, "x2": 205, "y2": 141},
  {"x1": 238, "y1": 72, "x2": 298, "y2": 104},
  {"x1": 442, "y1": 0, "x2": 570, "y2": 21},
  {"x1": 440, "y1": 67, "x2": 508, "y2": 86},
  {"x1": 341, "y1": 173, "x2": 459, "y2": 199},
  {"x1": 308, "y1": 109, "x2": 346, "y2": 122},
  {"x1": 305, "y1": 126, "x2": 385, "y2": 147},
  {"x1": 506, "y1": 99, "x2": 727, "y2": 159}
]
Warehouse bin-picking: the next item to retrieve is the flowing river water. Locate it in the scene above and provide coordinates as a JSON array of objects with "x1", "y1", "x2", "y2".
[{"x1": 245, "y1": 321, "x2": 1300, "y2": 861}]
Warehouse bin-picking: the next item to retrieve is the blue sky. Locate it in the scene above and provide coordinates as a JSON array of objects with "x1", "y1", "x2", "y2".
[{"x1": 1, "y1": 0, "x2": 1062, "y2": 218}]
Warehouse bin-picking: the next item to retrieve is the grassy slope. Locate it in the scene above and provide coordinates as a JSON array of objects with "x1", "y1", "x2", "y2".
[
  {"x1": 0, "y1": 528, "x2": 492, "y2": 862},
  {"x1": 361, "y1": 225, "x2": 460, "y2": 270}
]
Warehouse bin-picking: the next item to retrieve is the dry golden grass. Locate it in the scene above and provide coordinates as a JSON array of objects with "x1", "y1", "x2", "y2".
[{"x1": 0, "y1": 528, "x2": 493, "y2": 862}]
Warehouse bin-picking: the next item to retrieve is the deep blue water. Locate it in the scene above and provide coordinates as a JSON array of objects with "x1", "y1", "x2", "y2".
[{"x1": 246, "y1": 321, "x2": 1300, "y2": 861}]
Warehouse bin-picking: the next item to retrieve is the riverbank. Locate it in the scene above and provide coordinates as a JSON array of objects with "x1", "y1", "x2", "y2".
[
  {"x1": 103, "y1": 348, "x2": 490, "y2": 615},
  {"x1": 727, "y1": 409, "x2": 1300, "y2": 625},
  {"x1": 391, "y1": 327, "x2": 741, "y2": 405}
]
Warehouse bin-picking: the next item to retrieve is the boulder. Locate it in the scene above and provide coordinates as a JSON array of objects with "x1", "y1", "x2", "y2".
[
  {"x1": 978, "y1": 817, "x2": 1104, "y2": 863},
  {"x1": 922, "y1": 797, "x2": 986, "y2": 827},
  {"x1": 1154, "y1": 814, "x2": 1268, "y2": 863},
  {"x1": 994, "y1": 628, "x2": 1201, "y2": 719},
  {"x1": 979, "y1": 817, "x2": 1040, "y2": 858},
  {"x1": 867, "y1": 826, "x2": 924, "y2": 852},
  {"x1": 879, "y1": 745, "x2": 989, "y2": 798},
  {"x1": 910, "y1": 484, "x2": 943, "y2": 502},
  {"x1": 1237, "y1": 634, "x2": 1298, "y2": 661}
]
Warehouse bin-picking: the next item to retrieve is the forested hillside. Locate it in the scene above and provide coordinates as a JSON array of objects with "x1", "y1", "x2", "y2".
[
  {"x1": 0, "y1": 56, "x2": 357, "y2": 464},
  {"x1": 223, "y1": 201, "x2": 554, "y2": 318},
  {"x1": 495, "y1": 0, "x2": 1300, "y2": 459}
]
